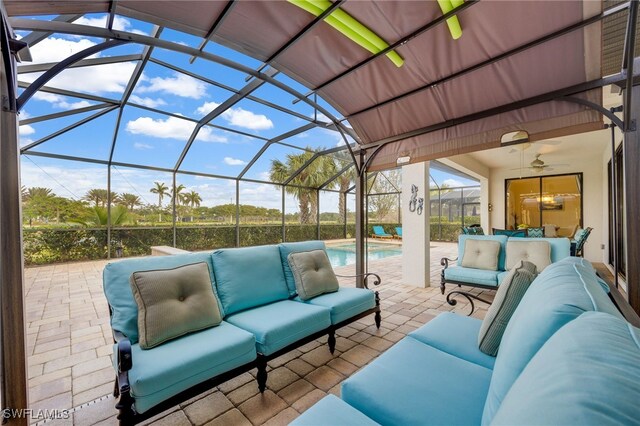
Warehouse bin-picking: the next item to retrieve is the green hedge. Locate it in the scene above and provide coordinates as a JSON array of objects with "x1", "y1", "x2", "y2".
[
  {"x1": 24, "y1": 228, "x2": 107, "y2": 265},
  {"x1": 285, "y1": 225, "x2": 317, "y2": 242},
  {"x1": 176, "y1": 226, "x2": 236, "y2": 251}
]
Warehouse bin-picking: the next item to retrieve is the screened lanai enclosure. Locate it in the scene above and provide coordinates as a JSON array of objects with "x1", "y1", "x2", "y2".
[{"x1": 2, "y1": 0, "x2": 640, "y2": 422}]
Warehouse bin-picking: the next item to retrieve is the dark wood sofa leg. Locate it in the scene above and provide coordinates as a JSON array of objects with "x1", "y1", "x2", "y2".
[
  {"x1": 328, "y1": 330, "x2": 336, "y2": 354},
  {"x1": 256, "y1": 355, "x2": 268, "y2": 393},
  {"x1": 115, "y1": 386, "x2": 135, "y2": 425},
  {"x1": 374, "y1": 291, "x2": 382, "y2": 328},
  {"x1": 440, "y1": 270, "x2": 446, "y2": 295}
]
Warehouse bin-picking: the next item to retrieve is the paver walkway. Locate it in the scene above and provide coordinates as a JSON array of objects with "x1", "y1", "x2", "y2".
[{"x1": 24, "y1": 241, "x2": 496, "y2": 425}]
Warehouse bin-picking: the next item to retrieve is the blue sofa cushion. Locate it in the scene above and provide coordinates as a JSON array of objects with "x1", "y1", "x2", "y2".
[
  {"x1": 118, "y1": 322, "x2": 256, "y2": 414},
  {"x1": 444, "y1": 266, "x2": 500, "y2": 287},
  {"x1": 457, "y1": 235, "x2": 508, "y2": 270},
  {"x1": 298, "y1": 287, "x2": 375, "y2": 325},
  {"x1": 103, "y1": 252, "x2": 220, "y2": 344},
  {"x1": 482, "y1": 257, "x2": 624, "y2": 424},
  {"x1": 409, "y1": 312, "x2": 496, "y2": 369},
  {"x1": 225, "y1": 300, "x2": 331, "y2": 356},
  {"x1": 279, "y1": 241, "x2": 326, "y2": 297},
  {"x1": 492, "y1": 312, "x2": 640, "y2": 425},
  {"x1": 290, "y1": 395, "x2": 380, "y2": 426},
  {"x1": 342, "y1": 336, "x2": 492, "y2": 425},
  {"x1": 211, "y1": 245, "x2": 289, "y2": 315}
]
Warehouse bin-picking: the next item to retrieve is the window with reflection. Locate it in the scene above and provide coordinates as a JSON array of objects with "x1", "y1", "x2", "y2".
[{"x1": 505, "y1": 173, "x2": 582, "y2": 237}]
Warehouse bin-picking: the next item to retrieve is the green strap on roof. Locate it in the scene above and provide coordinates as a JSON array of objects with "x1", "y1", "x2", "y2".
[
  {"x1": 437, "y1": 0, "x2": 464, "y2": 40},
  {"x1": 288, "y1": 0, "x2": 404, "y2": 67}
]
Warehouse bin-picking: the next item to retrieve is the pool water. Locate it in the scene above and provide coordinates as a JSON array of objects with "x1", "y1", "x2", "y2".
[{"x1": 326, "y1": 242, "x2": 402, "y2": 267}]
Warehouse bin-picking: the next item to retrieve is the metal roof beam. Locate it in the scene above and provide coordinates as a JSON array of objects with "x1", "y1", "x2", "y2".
[
  {"x1": 20, "y1": 102, "x2": 113, "y2": 125},
  {"x1": 622, "y1": 0, "x2": 638, "y2": 131},
  {"x1": 20, "y1": 14, "x2": 82, "y2": 47},
  {"x1": 189, "y1": 0, "x2": 236, "y2": 64},
  {"x1": 18, "y1": 54, "x2": 142, "y2": 74},
  {"x1": 17, "y1": 81, "x2": 120, "y2": 104},
  {"x1": 174, "y1": 67, "x2": 279, "y2": 171},
  {"x1": 20, "y1": 105, "x2": 119, "y2": 153},
  {"x1": 347, "y1": 1, "x2": 631, "y2": 120}
]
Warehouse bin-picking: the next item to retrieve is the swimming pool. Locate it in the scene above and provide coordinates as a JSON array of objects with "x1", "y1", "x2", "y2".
[{"x1": 326, "y1": 242, "x2": 402, "y2": 267}]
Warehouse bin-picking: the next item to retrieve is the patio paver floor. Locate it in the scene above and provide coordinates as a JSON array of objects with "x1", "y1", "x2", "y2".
[{"x1": 24, "y1": 242, "x2": 496, "y2": 425}]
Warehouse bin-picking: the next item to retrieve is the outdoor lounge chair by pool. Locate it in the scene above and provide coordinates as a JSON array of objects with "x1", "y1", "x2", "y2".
[
  {"x1": 371, "y1": 226, "x2": 392, "y2": 239},
  {"x1": 394, "y1": 227, "x2": 402, "y2": 239}
]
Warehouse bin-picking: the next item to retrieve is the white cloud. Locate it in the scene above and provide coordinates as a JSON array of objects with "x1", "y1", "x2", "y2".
[
  {"x1": 196, "y1": 101, "x2": 273, "y2": 131},
  {"x1": 29, "y1": 37, "x2": 97, "y2": 64},
  {"x1": 133, "y1": 142, "x2": 153, "y2": 150},
  {"x1": 129, "y1": 95, "x2": 167, "y2": 108},
  {"x1": 442, "y1": 178, "x2": 464, "y2": 188},
  {"x1": 74, "y1": 15, "x2": 145, "y2": 34},
  {"x1": 137, "y1": 72, "x2": 207, "y2": 99},
  {"x1": 125, "y1": 115, "x2": 227, "y2": 143},
  {"x1": 224, "y1": 157, "x2": 247, "y2": 166},
  {"x1": 32, "y1": 92, "x2": 93, "y2": 110},
  {"x1": 19, "y1": 124, "x2": 35, "y2": 136}
]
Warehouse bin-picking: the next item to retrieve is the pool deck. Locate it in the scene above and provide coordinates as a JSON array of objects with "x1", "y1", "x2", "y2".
[{"x1": 25, "y1": 241, "x2": 497, "y2": 425}]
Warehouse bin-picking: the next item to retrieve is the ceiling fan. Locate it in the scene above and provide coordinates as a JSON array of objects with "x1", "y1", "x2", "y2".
[{"x1": 510, "y1": 154, "x2": 569, "y2": 174}]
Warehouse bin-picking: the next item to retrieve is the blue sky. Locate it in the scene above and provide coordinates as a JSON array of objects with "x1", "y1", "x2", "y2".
[{"x1": 17, "y1": 13, "x2": 477, "y2": 213}]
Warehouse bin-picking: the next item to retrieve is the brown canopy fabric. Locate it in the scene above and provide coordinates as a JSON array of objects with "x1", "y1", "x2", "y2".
[{"x1": 5, "y1": 0, "x2": 608, "y2": 171}]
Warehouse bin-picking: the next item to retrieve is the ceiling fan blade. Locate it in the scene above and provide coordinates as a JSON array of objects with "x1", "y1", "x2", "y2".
[
  {"x1": 537, "y1": 140, "x2": 562, "y2": 146},
  {"x1": 546, "y1": 163, "x2": 569, "y2": 168},
  {"x1": 508, "y1": 148, "x2": 518, "y2": 154}
]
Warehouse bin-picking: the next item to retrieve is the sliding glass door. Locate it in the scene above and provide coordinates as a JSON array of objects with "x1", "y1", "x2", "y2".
[
  {"x1": 505, "y1": 173, "x2": 583, "y2": 237},
  {"x1": 608, "y1": 146, "x2": 626, "y2": 278}
]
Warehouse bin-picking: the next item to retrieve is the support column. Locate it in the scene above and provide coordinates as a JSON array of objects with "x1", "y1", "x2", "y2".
[
  {"x1": 0, "y1": 40, "x2": 29, "y2": 424},
  {"x1": 355, "y1": 154, "x2": 366, "y2": 288},
  {"x1": 623, "y1": 85, "x2": 640, "y2": 314},
  {"x1": 401, "y1": 162, "x2": 431, "y2": 287}
]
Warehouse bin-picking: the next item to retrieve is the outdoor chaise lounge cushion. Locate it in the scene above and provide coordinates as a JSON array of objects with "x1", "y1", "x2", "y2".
[
  {"x1": 444, "y1": 266, "x2": 500, "y2": 287},
  {"x1": 461, "y1": 239, "x2": 501, "y2": 271},
  {"x1": 341, "y1": 336, "x2": 492, "y2": 425},
  {"x1": 120, "y1": 321, "x2": 256, "y2": 414},
  {"x1": 225, "y1": 300, "x2": 331, "y2": 355},
  {"x1": 504, "y1": 240, "x2": 550, "y2": 271},
  {"x1": 478, "y1": 261, "x2": 537, "y2": 356},
  {"x1": 492, "y1": 312, "x2": 640, "y2": 425},
  {"x1": 482, "y1": 257, "x2": 624, "y2": 424},
  {"x1": 211, "y1": 245, "x2": 289, "y2": 315},
  {"x1": 288, "y1": 249, "x2": 339, "y2": 301},
  {"x1": 299, "y1": 287, "x2": 375, "y2": 324},
  {"x1": 457, "y1": 235, "x2": 508, "y2": 270},
  {"x1": 279, "y1": 241, "x2": 326, "y2": 297},
  {"x1": 290, "y1": 394, "x2": 380, "y2": 426},
  {"x1": 409, "y1": 312, "x2": 496, "y2": 370},
  {"x1": 103, "y1": 252, "x2": 220, "y2": 344},
  {"x1": 130, "y1": 262, "x2": 223, "y2": 349}
]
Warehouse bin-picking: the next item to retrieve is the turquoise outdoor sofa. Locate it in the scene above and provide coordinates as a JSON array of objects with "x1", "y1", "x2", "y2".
[
  {"x1": 441, "y1": 235, "x2": 570, "y2": 314},
  {"x1": 293, "y1": 257, "x2": 640, "y2": 425},
  {"x1": 102, "y1": 241, "x2": 381, "y2": 424}
]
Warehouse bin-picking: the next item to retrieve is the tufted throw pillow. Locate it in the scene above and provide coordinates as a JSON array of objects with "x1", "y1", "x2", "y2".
[
  {"x1": 130, "y1": 262, "x2": 223, "y2": 349},
  {"x1": 461, "y1": 239, "x2": 501, "y2": 271},
  {"x1": 478, "y1": 260, "x2": 537, "y2": 356},
  {"x1": 288, "y1": 250, "x2": 339, "y2": 301},
  {"x1": 505, "y1": 240, "x2": 551, "y2": 271}
]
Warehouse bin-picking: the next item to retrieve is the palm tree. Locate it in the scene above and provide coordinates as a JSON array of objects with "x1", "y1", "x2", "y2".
[
  {"x1": 182, "y1": 190, "x2": 203, "y2": 222},
  {"x1": 150, "y1": 182, "x2": 169, "y2": 221},
  {"x1": 83, "y1": 188, "x2": 114, "y2": 207},
  {"x1": 270, "y1": 147, "x2": 337, "y2": 224},
  {"x1": 117, "y1": 193, "x2": 142, "y2": 211},
  {"x1": 71, "y1": 205, "x2": 132, "y2": 227},
  {"x1": 25, "y1": 186, "x2": 54, "y2": 201}
]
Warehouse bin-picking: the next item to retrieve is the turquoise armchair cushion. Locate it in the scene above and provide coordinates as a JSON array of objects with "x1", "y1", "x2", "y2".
[
  {"x1": 103, "y1": 252, "x2": 220, "y2": 344},
  {"x1": 482, "y1": 257, "x2": 623, "y2": 424},
  {"x1": 342, "y1": 336, "x2": 492, "y2": 425},
  {"x1": 409, "y1": 312, "x2": 496, "y2": 370},
  {"x1": 279, "y1": 241, "x2": 326, "y2": 297},
  {"x1": 444, "y1": 266, "x2": 500, "y2": 287},
  {"x1": 211, "y1": 245, "x2": 289, "y2": 315},
  {"x1": 290, "y1": 395, "x2": 380, "y2": 426},
  {"x1": 492, "y1": 312, "x2": 640, "y2": 425},
  {"x1": 118, "y1": 321, "x2": 256, "y2": 414},
  {"x1": 298, "y1": 287, "x2": 375, "y2": 324},
  {"x1": 225, "y1": 300, "x2": 331, "y2": 355},
  {"x1": 457, "y1": 235, "x2": 508, "y2": 270}
]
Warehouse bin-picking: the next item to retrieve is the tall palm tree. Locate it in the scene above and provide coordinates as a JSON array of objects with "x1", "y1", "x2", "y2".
[
  {"x1": 25, "y1": 186, "x2": 54, "y2": 200},
  {"x1": 117, "y1": 193, "x2": 142, "y2": 211},
  {"x1": 150, "y1": 182, "x2": 169, "y2": 221},
  {"x1": 171, "y1": 184, "x2": 186, "y2": 206},
  {"x1": 83, "y1": 189, "x2": 114, "y2": 207},
  {"x1": 182, "y1": 190, "x2": 203, "y2": 222},
  {"x1": 270, "y1": 147, "x2": 337, "y2": 224}
]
